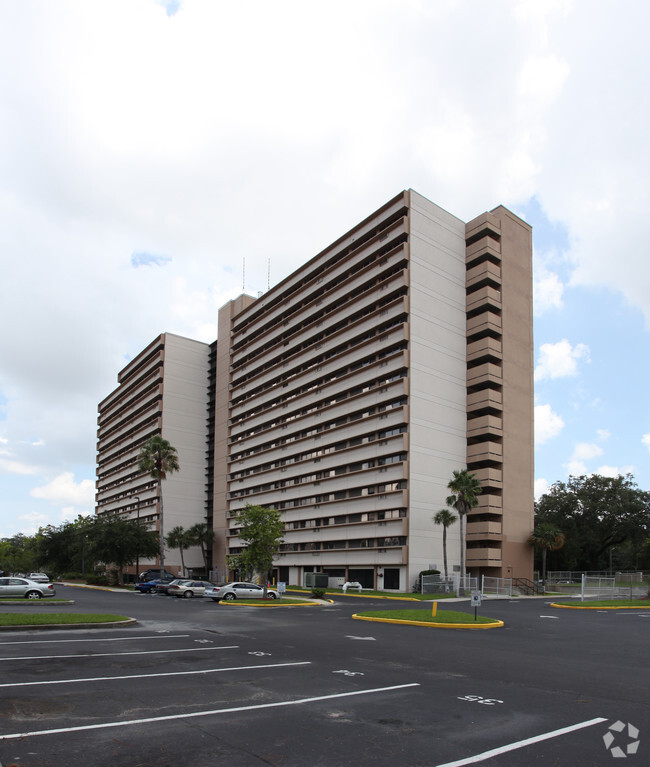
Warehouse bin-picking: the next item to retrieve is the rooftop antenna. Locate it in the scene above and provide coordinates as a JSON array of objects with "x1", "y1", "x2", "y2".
[{"x1": 267, "y1": 258, "x2": 271, "y2": 291}]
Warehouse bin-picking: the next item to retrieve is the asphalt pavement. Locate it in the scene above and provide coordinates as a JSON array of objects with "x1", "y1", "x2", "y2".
[{"x1": 0, "y1": 586, "x2": 647, "y2": 767}]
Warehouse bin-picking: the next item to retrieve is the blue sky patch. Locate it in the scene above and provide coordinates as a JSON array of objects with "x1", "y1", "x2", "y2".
[{"x1": 131, "y1": 251, "x2": 172, "y2": 268}]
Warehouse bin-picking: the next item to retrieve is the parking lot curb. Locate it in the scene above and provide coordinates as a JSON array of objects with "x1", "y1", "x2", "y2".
[
  {"x1": 352, "y1": 614, "x2": 504, "y2": 629},
  {"x1": 0, "y1": 618, "x2": 138, "y2": 631},
  {"x1": 0, "y1": 600, "x2": 75, "y2": 606}
]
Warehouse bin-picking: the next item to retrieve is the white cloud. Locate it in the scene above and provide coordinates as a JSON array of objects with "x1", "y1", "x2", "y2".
[
  {"x1": 534, "y1": 403, "x2": 564, "y2": 445},
  {"x1": 16, "y1": 511, "x2": 52, "y2": 536},
  {"x1": 0, "y1": 456, "x2": 38, "y2": 476},
  {"x1": 30, "y1": 472, "x2": 95, "y2": 508},
  {"x1": 0, "y1": 1, "x2": 649, "y2": 533},
  {"x1": 535, "y1": 339, "x2": 590, "y2": 382},
  {"x1": 534, "y1": 269, "x2": 564, "y2": 315},
  {"x1": 534, "y1": 478, "x2": 550, "y2": 500},
  {"x1": 643, "y1": 434, "x2": 650, "y2": 451},
  {"x1": 596, "y1": 464, "x2": 634, "y2": 478},
  {"x1": 596, "y1": 429, "x2": 611, "y2": 442},
  {"x1": 565, "y1": 441, "x2": 604, "y2": 476}
]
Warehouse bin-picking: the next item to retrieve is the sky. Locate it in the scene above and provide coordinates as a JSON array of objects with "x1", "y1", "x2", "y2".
[{"x1": 1, "y1": 0, "x2": 649, "y2": 539}]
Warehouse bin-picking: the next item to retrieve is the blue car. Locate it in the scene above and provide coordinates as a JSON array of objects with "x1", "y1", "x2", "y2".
[{"x1": 135, "y1": 577, "x2": 173, "y2": 593}]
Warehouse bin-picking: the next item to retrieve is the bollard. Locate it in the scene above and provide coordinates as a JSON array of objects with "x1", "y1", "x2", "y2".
[{"x1": 432, "y1": 601, "x2": 437, "y2": 617}]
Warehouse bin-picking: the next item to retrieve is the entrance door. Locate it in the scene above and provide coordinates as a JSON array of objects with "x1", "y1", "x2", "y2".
[
  {"x1": 383, "y1": 568, "x2": 400, "y2": 590},
  {"x1": 348, "y1": 569, "x2": 374, "y2": 589}
]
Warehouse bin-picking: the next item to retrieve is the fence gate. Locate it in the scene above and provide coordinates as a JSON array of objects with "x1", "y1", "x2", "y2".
[{"x1": 481, "y1": 576, "x2": 513, "y2": 599}]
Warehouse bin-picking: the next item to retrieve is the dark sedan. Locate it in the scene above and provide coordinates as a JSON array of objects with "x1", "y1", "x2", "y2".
[{"x1": 134, "y1": 577, "x2": 173, "y2": 594}]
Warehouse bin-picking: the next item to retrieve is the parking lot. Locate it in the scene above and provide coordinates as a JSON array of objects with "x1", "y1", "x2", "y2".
[{"x1": 0, "y1": 586, "x2": 647, "y2": 766}]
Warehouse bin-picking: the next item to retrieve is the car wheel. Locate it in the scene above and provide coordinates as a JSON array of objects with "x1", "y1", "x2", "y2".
[
  {"x1": 26, "y1": 591, "x2": 42, "y2": 599},
  {"x1": 183, "y1": 591, "x2": 193, "y2": 598},
  {"x1": 224, "y1": 592, "x2": 236, "y2": 601},
  {"x1": 267, "y1": 592, "x2": 277, "y2": 599}
]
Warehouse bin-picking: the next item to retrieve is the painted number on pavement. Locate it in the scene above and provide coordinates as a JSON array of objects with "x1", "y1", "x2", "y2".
[{"x1": 458, "y1": 694, "x2": 503, "y2": 705}]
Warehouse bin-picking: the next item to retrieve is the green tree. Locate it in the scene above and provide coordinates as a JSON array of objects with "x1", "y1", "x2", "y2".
[
  {"x1": 90, "y1": 515, "x2": 160, "y2": 585},
  {"x1": 232, "y1": 504, "x2": 284, "y2": 598},
  {"x1": 37, "y1": 518, "x2": 91, "y2": 575},
  {"x1": 535, "y1": 474, "x2": 650, "y2": 571},
  {"x1": 187, "y1": 522, "x2": 215, "y2": 576},
  {"x1": 446, "y1": 469, "x2": 482, "y2": 595},
  {"x1": 165, "y1": 526, "x2": 193, "y2": 577},
  {"x1": 0, "y1": 533, "x2": 37, "y2": 575},
  {"x1": 137, "y1": 435, "x2": 180, "y2": 576},
  {"x1": 433, "y1": 507, "x2": 457, "y2": 579},
  {"x1": 226, "y1": 550, "x2": 255, "y2": 582},
  {"x1": 528, "y1": 522, "x2": 565, "y2": 590}
]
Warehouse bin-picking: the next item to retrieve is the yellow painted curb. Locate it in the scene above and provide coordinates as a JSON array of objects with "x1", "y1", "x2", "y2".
[
  {"x1": 551, "y1": 602, "x2": 650, "y2": 610},
  {"x1": 352, "y1": 614, "x2": 504, "y2": 629}
]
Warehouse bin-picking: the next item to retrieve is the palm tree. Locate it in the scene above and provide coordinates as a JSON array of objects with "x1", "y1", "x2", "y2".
[
  {"x1": 187, "y1": 522, "x2": 216, "y2": 577},
  {"x1": 166, "y1": 526, "x2": 192, "y2": 577},
  {"x1": 528, "y1": 523, "x2": 566, "y2": 592},
  {"x1": 433, "y1": 507, "x2": 457, "y2": 579},
  {"x1": 446, "y1": 469, "x2": 482, "y2": 595},
  {"x1": 138, "y1": 435, "x2": 180, "y2": 576}
]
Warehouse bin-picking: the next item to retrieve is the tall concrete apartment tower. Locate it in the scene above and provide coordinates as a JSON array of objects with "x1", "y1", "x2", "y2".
[
  {"x1": 213, "y1": 190, "x2": 534, "y2": 591},
  {"x1": 96, "y1": 333, "x2": 211, "y2": 577}
]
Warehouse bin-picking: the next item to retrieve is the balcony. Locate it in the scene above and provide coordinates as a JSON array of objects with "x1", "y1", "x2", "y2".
[
  {"x1": 466, "y1": 520, "x2": 502, "y2": 539},
  {"x1": 467, "y1": 388, "x2": 502, "y2": 415},
  {"x1": 466, "y1": 547, "x2": 502, "y2": 566},
  {"x1": 467, "y1": 441, "x2": 502, "y2": 463},
  {"x1": 466, "y1": 285, "x2": 501, "y2": 315},
  {"x1": 467, "y1": 337, "x2": 502, "y2": 364},
  {"x1": 467, "y1": 414, "x2": 502, "y2": 440},
  {"x1": 467, "y1": 362, "x2": 502, "y2": 388},
  {"x1": 466, "y1": 260, "x2": 501, "y2": 291}
]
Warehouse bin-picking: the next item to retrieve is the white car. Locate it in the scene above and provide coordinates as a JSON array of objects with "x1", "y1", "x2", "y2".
[
  {"x1": 27, "y1": 572, "x2": 50, "y2": 583},
  {"x1": 203, "y1": 582, "x2": 279, "y2": 602},
  {"x1": 167, "y1": 580, "x2": 216, "y2": 598},
  {"x1": 0, "y1": 577, "x2": 56, "y2": 599}
]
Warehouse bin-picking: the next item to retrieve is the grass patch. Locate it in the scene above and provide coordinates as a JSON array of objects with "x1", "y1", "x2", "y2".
[
  {"x1": 0, "y1": 613, "x2": 130, "y2": 626},
  {"x1": 218, "y1": 597, "x2": 311, "y2": 606},
  {"x1": 356, "y1": 609, "x2": 499, "y2": 624},
  {"x1": 553, "y1": 599, "x2": 650, "y2": 608}
]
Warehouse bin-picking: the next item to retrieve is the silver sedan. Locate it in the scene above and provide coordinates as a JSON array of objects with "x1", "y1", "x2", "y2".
[
  {"x1": 203, "y1": 582, "x2": 278, "y2": 602},
  {"x1": 0, "y1": 577, "x2": 56, "y2": 599}
]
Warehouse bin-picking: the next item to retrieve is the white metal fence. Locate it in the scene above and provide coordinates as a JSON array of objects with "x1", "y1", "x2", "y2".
[
  {"x1": 481, "y1": 576, "x2": 513, "y2": 599},
  {"x1": 420, "y1": 574, "x2": 478, "y2": 597}
]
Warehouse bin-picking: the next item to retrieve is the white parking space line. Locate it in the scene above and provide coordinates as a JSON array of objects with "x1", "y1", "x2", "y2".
[
  {"x1": 0, "y1": 660, "x2": 312, "y2": 688},
  {"x1": 1, "y1": 645, "x2": 239, "y2": 661},
  {"x1": 0, "y1": 634, "x2": 190, "y2": 646},
  {"x1": 0, "y1": 683, "x2": 420, "y2": 740},
  {"x1": 433, "y1": 717, "x2": 608, "y2": 766}
]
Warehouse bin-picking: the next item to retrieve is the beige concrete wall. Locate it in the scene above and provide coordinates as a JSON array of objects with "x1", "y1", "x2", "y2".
[
  {"x1": 406, "y1": 191, "x2": 468, "y2": 583},
  {"x1": 493, "y1": 207, "x2": 535, "y2": 580},
  {"x1": 158, "y1": 333, "x2": 211, "y2": 573},
  {"x1": 213, "y1": 295, "x2": 256, "y2": 577}
]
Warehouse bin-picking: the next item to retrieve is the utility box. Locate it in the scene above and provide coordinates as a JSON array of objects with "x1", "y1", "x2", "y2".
[{"x1": 304, "y1": 573, "x2": 329, "y2": 589}]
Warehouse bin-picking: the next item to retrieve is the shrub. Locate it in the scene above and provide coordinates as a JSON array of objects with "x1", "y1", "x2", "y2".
[
  {"x1": 85, "y1": 574, "x2": 110, "y2": 586},
  {"x1": 311, "y1": 588, "x2": 326, "y2": 599},
  {"x1": 415, "y1": 569, "x2": 441, "y2": 591}
]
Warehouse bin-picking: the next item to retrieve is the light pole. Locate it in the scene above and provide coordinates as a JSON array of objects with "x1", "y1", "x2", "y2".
[{"x1": 133, "y1": 496, "x2": 140, "y2": 583}]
